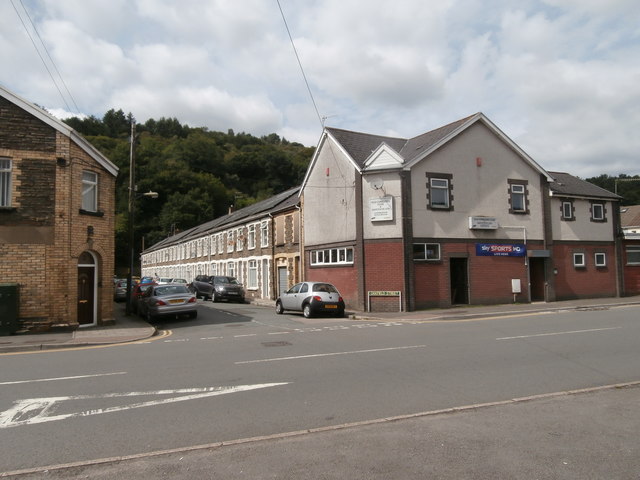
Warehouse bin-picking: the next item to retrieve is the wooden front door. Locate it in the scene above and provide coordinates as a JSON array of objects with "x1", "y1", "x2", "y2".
[{"x1": 77, "y1": 252, "x2": 96, "y2": 326}]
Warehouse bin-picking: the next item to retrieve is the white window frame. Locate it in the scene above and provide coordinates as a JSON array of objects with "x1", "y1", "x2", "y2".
[
  {"x1": 236, "y1": 228, "x2": 244, "y2": 251},
  {"x1": 310, "y1": 247, "x2": 354, "y2": 266},
  {"x1": 0, "y1": 157, "x2": 12, "y2": 207},
  {"x1": 573, "y1": 252, "x2": 586, "y2": 268},
  {"x1": 591, "y1": 203, "x2": 605, "y2": 221},
  {"x1": 248, "y1": 260, "x2": 258, "y2": 289},
  {"x1": 413, "y1": 243, "x2": 441, "y2": 261},
  {"x1": 81, "y1": 171, "x2": 98, "y2": 212},
  {"x1": 510, "y1": 184, "x2": 526, "y2": 213},
  {"x1": 594, "y1": 252, "x2": 607, "y2": 267},
  {"x1": 562, "y1": 200, "x2": 573, "y2": 220},
  {"x1": 429, "y1": 178, "x2": 450, "y2": 209},
  {"x1": 227, "y1": 261, "x2": 236, "y2": 278},
  {"x1": 227, "y1": 231, "x2": 234, "y2": 253},
  {"x1": 261, "y1": 221, "x2": 269, "y2": 247},
  {"x1": 248, "y1": 224, "x2": 256, "y2": 249}
]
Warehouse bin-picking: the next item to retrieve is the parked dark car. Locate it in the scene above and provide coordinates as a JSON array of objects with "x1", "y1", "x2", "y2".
[
  {"x1": 130, "y1": 282, "x2": 156, "y2": 313},
  {"x1": 137, "y1": 284, "x2": 197, "y2": 321},
  {"x1": 275, "y1": 281, "x2": 345, "y2": 318},
  {"x1": 189, "y1": 275, "x2": 245, "y2": 302}
]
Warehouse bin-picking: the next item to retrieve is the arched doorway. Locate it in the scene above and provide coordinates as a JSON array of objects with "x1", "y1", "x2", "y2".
[{"x1": 78, "y1": 251, "x2": 98, "y2": 326}]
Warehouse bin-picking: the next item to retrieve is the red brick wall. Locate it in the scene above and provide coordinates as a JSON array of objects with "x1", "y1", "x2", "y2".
[
  {"x1": 623, "y1": 241, "x2": 640, "y2": 295},
  {"x1": 552, "y1": 244, "x2": 617, "y2": 300},
  {"x1": 305, "y1": 264, "x2": 358, "y2": 309},
  {"x1": 364, "y1": 241, "x2": 405, "y2": 312}
]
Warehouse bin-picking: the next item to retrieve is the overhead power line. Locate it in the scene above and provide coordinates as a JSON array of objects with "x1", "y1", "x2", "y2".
[
  {"x1": 276, "y1": 0, "x2": 323, "y2": 130},
  {"x1": 11, "y1": 0, "x2": 80, "y2": 114}
]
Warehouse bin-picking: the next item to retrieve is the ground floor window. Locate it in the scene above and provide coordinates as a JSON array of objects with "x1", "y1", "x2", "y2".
[
  {"x1": 626, "y1": 245, "x2": 640, "y2": 265},
  {"x1": 413, "y1": 243, "x2": 441, "y2": 261},
  {"x1": 311, "y1": 247, "x2": 354, "y2": 266},
  {"x1": 594, "y1": 252, "x2": 607, "y2": 267},
  {"x1": 573, "y1": 252, "x2": 586, "y2": 268},
  {"x1": 248, "y1": 260, "x2": 258, "y2": 289}
]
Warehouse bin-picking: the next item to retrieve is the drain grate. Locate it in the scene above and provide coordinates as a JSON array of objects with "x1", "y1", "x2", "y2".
[{"x1": 261, "y1": 341, "x2": 292, "y2": 347}]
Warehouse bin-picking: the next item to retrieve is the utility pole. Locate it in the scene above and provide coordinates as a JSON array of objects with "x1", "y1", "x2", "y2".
[{"x1": 125, "y1": 119, "x2": 136, "y2": 315}]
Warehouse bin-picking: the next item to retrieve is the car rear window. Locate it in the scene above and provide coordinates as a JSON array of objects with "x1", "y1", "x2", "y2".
[
  {"x1": 155, "y1": 285, "x2": 189, "y2": 296},
  {"x1": 312, "y1": 283, "x2": 338, "y2": 293}
]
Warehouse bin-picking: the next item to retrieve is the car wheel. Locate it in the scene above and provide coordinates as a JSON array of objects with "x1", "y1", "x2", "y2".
[
  {"x1": 212, "y1": 293, "x2": 218, "y2": 302},
  {"x1": 303, "y1": 304, "x2": 312, "y2": 318},
  {"x1": 189, "y1": 311, "x2": 198, "y2": 319},
  {"x1": 334, "y1": 310, "x2": 345, "y2": 318},
  {"x1": 145, "y1": 311, "x2": 155, "y2": 322},
  {"x1": 275, "y1": 301, "x2": 284, "y2": 314}
]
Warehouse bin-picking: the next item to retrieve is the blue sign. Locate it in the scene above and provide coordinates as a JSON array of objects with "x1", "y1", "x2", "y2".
[{"x1": 476, "y1": 243, "x2": 526, "y2": 257}]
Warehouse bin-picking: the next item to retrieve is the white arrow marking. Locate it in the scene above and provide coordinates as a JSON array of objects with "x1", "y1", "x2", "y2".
[{"x1": 0, "y1": 383, "x2": 289, "y2": 429}]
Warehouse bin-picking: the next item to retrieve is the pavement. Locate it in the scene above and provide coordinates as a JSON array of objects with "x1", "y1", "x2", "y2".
[{"x1": 2, "y1": 295, "x2": 640, "y2": 354}]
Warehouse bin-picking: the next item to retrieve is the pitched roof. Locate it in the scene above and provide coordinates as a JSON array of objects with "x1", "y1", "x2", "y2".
[
  {"x1": 320, "y1": 113, "x2": 550, "y2": 180},
  {"x1": 143, "y1": 187, "x2": 300, "y2": 253},
  {"x1": 0, "y1": 84, "x2": 118, "y2": 176},
  {"x1": 548, "y1": 172, "x2": 621, "y2": 200},
  {"x1": 620, "y1": 205, "x2": 640, "y2": 227}
]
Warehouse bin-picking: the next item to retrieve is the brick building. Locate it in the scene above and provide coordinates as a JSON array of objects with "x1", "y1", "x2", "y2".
[
  {"x1": 141, "y1": 187, "x2": 301, "y2": 302},
  {"x1": 301, "y1": 113, "x2": 622, "y2": 312},
  {"x1": 621, "y1": 205, "x2": 640, "y2": 295},
  {"x1": 0, "y1": 85, "x2": 118, "y2": 330}
]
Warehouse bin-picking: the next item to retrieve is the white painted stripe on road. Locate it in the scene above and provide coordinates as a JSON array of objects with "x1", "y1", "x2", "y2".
[
  {"x1": 0, "y1": 383, "x2": 290, "y2": 428},
  {"x1": 0, "y1": 372, "x2": 127, "y2": 386},
  {"x1": 200, "y1": 336, "x2": 224, "y2": 340},
  {"x1": 496, "y1": 326, "x2": 621, "y2": 340},
  {"x1": 234, "y1": 334, "x2": 257, "y2": 338},
  {"x1": 235, "y1": 345, "x2": 427, "y2": 364}
]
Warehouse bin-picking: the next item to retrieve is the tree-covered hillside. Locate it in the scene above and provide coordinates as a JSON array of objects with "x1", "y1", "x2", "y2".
[{"x1": 63, "y1": 109, "x2": 314, "y2": 274}]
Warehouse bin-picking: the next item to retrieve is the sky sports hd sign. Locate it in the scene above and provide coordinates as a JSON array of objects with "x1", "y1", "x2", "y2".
[{"x1": 476, "y1": 243, "x2": 526, "y2": 257}]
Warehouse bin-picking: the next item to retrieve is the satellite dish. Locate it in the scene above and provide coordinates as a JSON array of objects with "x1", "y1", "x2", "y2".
[{"x1": 369, "y1": 177, "x2": 384, "y2": 190}]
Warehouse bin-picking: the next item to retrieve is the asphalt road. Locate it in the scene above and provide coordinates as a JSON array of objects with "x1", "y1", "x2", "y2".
[{"x1": 2, "y1": 301, "x2": 640, "y2": 476}]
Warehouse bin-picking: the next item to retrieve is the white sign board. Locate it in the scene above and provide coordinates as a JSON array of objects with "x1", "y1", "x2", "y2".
[
  {"x1": 370, "y1": 196, "x2": 394, "y2": 221},
  {"x1": 469, "y1": 216, "x2": 499, "y2": 230}
]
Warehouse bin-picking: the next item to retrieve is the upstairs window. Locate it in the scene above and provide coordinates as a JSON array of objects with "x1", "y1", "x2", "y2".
[
  {"x1": 426, "y1": 173, "x2": 453, "y2": 210},
  {"x1": 508, "y1": 180, "x2": 529, "y2": 214},
  {"x1": 0, "y1": 158, "x2": 11, "y2": 207},
  {"x1": 561, "y1": 200, "x2": 575, "y2": 221},
  {"x1": 81, "y1": 171, "x2": 98, "y2": 212},
  {"x1": 626, "y1": 245, "x2": 640, "y2": 265},
  {"x1": 248, "y1": 224, "x2": 256, "y2": 249},
  {"x1": 573, "y1": 252, "x2": 586, "y2": 268},
  {"x1": 590, "y1": 202, "x2": 606, "y2": 222},
  {"x1": 260, "y1": 221, "x2": 269, "y2": 247},
  {"x1": 310, "y1": 247, "x2": 354, "y2": 266},
  {"x1": 594, "y1": 252, "x2": 607, "y2": 267}
]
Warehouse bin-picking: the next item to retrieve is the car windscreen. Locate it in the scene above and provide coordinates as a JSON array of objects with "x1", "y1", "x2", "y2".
[{"x1": 214, "y1": 277, "x2": 239, "y2": 285}]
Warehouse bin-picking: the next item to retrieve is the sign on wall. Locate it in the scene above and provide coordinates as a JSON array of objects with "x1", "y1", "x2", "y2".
[
  {"x1": 370, "y1": 196, "x2": 394, "y2": 221},
  {"x1": 476, "y1": 243, "x2": 526, "y2": 257},
  {"x1": 468, "y1": 216, "x2": 498, "y2": 229}
]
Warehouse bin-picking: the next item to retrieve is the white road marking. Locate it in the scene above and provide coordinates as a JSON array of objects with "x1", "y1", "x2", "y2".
[
  {"x1": 0, "y1": 372, "x2": 127, "y2": 386},
  {"x1": 235, "y1": 345, "x2": 427, "y2": 364},
  {"x1": 0, "y1": 383, "x2": 289, "y2": 429},
  {"x1": 496, "y1": 326, "x2": 621, "y2": 340},
  {"x1": 234, "y1": 334, "x2": 257, "y2": 338},
  {"x1": 200, "y1": 336, "x2": 223, "y2": 340}
]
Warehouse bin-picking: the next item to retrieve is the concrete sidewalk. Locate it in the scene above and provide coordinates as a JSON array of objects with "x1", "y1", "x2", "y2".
[
  {"x1": 2, "y1": 295, "x2": 639, "y2": 354},
  {"x1": 0, "y1": 303, "x2": 156, "y2": 353}
]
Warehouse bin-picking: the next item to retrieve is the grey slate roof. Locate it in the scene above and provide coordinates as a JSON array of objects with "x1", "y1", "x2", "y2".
[
  {"x1": 144, "y1": 187, "x2": 300, "y2": 253},
  {"x1": 325, "y1": 114, "x2": 477, "y2": 167},
  {"x1": 548, "y1": 172, "x2": 621, "y2": 200},
  {"x1": 620, "y1": 205, "x2": 640, "y2": 227}
]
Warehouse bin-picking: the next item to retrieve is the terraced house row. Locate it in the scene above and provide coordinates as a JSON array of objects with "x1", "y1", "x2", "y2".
[{"x1": 142, "y1": 113, "x2": 636, "y2": 312}]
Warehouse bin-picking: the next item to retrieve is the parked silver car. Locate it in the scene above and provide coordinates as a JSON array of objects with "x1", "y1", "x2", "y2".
[
  {"x1": 137, "y1": 284, "x2": 198, "y2": 321},
  {"x1": 275, "y1": 281, "x2": 345, "y2": 318}
]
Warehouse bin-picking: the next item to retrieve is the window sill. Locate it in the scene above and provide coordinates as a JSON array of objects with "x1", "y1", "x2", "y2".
[
  {"x1": 79, "y1": 209, "x2": 104, "y2": 217},
  {"x1": 0, "y1": 206, "x2": 17, "y2": 212}
]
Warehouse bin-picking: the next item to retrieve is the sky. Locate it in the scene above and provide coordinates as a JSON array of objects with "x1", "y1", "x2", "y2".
[{"x1": 1, "y1": 0, "x2": 639, "y2": 178}]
